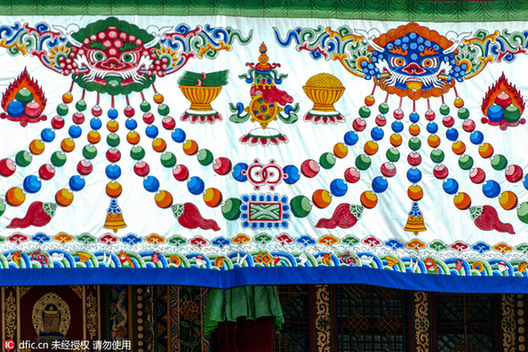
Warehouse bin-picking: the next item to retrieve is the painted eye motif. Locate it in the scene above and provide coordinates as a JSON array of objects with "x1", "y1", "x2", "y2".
[
  {"x1": 90, "y1": 51, "x2": 106, "y2": 62},
  {"x1": 121, "y1": 52, "x2": 135, "y2": 63},
  {"x1": 390, "y1": 56, "x2": 406, "y2": 67},
  {"x1": 422, "y1": 58, "x2": 438, "y2": 69}
]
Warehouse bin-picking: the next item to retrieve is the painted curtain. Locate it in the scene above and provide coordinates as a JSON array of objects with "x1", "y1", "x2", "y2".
[{"x1": 0, "y1": 0, "x2": 528, "y2": 292}]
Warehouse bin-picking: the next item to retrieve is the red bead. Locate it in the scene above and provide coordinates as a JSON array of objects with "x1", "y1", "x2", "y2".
[
  {"x1": 77, "y1": 160, "x2": 93, "y2": 175},
  {"x1": 407, "y1": 152, "x2": 422, "y2": 166},
  {"x1": 0, "y1": 158, "x2": 16, "y2": 177},
  {"x1": 301, "y1": 159, "x2": 319, "y2": 178},
  {"x1": 425, "y1": 110, "x2": 436, "y2": 121},
  {"x1": 380, "y1": 162, "x2": 396, "y2": 177},
  {"x1": 134, "y1": 161, "x2": 150, "y2": 177},
  {"x1": 375, "y1": 115, "x2": 386, "y2": 126},
  {"x1": 51, "y1": 116, "x2": 65, "y2": 129},
  {"x1": 73, "y1": 112, "x2": 85, "y2": 124},
  {"x1": 462, "y1": 119, "x2": 476, "y2": 132},
  {"x1": 39, "y1": 164, "x2": 55, "y2": 180},
  {"x1": 106, "y1": 148, "x2": 121, "y2": 163},
  {"x1": 344, "y1": 167, "x2": 360, "y2": 183},
  {"x1": 393, "y1": 109, "x2": 404, "y2": 120},
  {"x1": 469, "y1": 167, "x2": 486, "y2": 184},
  {"x1": 505, "y1": 164, "x2": 523, "y2": 183},
  {"x1": 433, "y1": 164, "x2": 449, "y2": 179},
  {"x1": 442, "y1": 115, "x2": 454, "y2": 127},
  {"x1": 91, "y1": 105, "x2": 102, "y2": 116},
  {"x1": 162, "y1": 116, "x2": 176, "y2": 130},
  {"x1": 213, "y1": 157, "x2": 232, "y2": 175},
  {"x1": 352, "y1": 118, "x2": 366, "y2": 132},
  {"x1": 173, "y1": 164, "x2": 189, "y2": 181},
  {"x1": 143, "y1": 112, "x2": 155, "y2": 124},
  {"x1": 124, "y1": 106, "x2": 135, "y2": 117},
  {"x1": 495, "y1": 93, "x2": 512, "y2": 108}
]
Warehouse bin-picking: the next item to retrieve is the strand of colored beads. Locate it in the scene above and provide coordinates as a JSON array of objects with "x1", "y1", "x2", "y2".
[{"x1": 104, "y1": 96, "x2": 124, "y2": 203}]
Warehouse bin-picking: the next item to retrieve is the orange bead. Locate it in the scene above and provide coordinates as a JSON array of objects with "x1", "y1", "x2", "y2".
[
  {"x1": 390, "y1": 134, "x2": 402, "y2": 147},
  {"x1": 333, "y1": 143, "x2": 348, "y2": 158},
  {"x1": 407, "y1": 185, "x2": 423, "y2": 201},
  {"x1": 106, "y1": 181, "x2": 122, "y2": 198},
  {"x1": 454, "y1": 97, "x2": 464, "y2": 108},
  {"x1": 88, "y1": 131, "x2": 101, "y2": 144},
  {"x1": 453, "y1": 192, "x2": 471, "y2": 210},
  {"x1": 61, "y1": 138, "x2": 75, "y2": 152},
  {"x1": 153, "y1": 93, "x2": 164, "y2": 104},
  {"x1": 499, "y1": 191, "x2": 518, "y2": 210},
  {"x1": 408, "y1": 124, "x2": 420, "y2": 136},
  {"x1": 183, "y1": 140, "x2": 198, "y2": 155},
  {"x1": 364, "y1": 140, "x2": 379, "y2": 155},
  {"x1": 360, "y1": 191, "x2": 378, "y2": 209},
  {"x1": 56, "y1": 188, "x2": 74, "y2": 207},
  {"x1": 155, "y1": 190, "x2": 173, "y2": 208},
  {"x1": 29, "y1": 139, "x2": 45, "y2": 155},
  {"x1": 62, "y1": 93, "x2": 73, "y2": 104},
  {"x1": 203, "y1": 188, "x2": 223, "y2": 207},
  {"x1": 127, "y1": 131, "x2": 140, "y2": 145},
  {"x1": 152, "y1": 138, "x2": 167, "y2": 152},
  {"x1": 6, "y1": 187, "x2": 25, "y2": 206},
  {"x1": 312, "y1": 189, "x2": 332, "y2": 208},
  {"x1": 107, "y1": 120, "x2": 119, "y2": 132},
  {"x1": 479, "y1": 143, "x2": 494, "y2": 158},
  {"x1": 452, "y1": 141, "x2": 466, "y2": 155},
  {"x1": 427, "y1": 135, "x2": 440, "y2": 148},
  {"x1": 364, "y1": 95, "x2": 375, "y2": 106}
]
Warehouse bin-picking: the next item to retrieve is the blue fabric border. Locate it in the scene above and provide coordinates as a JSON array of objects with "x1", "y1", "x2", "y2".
[{"x1": 1, "y1": 266, "x2": 527, "y2": 293}]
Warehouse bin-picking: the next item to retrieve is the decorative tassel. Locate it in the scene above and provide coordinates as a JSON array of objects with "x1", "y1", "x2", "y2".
[
  {"x1": 404, "y1": 202, "x2": 427, "y2": 235},
  {"x1": 315, "y1": 204, "x2": 363, "y2": 229},
  {"x1": 172, "y1": 203, "x2": 220, "y2": 231},
  {"x1": 7, "y1": 201, "x2": 56, "y2": 228},
  {"x1": 470, "y1": 205, "x2": 515, "y2": 234}
]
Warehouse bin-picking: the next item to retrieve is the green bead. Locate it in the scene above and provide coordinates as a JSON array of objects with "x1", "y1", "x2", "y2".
[
  {"x1": 197, "y1": 149, "x2": 213, "y2": 165},
  {"x1": 0, "y1": 199, "x2": 5, "y2": 216},
  {"x1": 107, "y1": 133, "x2": 120, "y2": 147},
  {"x1": 161, "y1": 152, "x2": 177, "y2": 167},
  {"x1": 458, "y1": 155, "x2": 474, "y2": 170},
  {"x1": 106, "y1": 79, "x2": 121, "y2": 95},
  {"x1": 491, "y1": 154, "x2": 508, "y2": 170},
  {"x1": 50, "y1": 151, "x2": 66, "y2": 167},
  {"x1": 130, "y1": 146, "x2": 145, "y2": 160},
  {"x1": 140, "y1": 101, "x2": 151, "y2": 112},
  {"x1": 221, "y1": 198, "x2": 242, "y2": 220},
  {"x1": 378, "y1": 103, "x2": 389, "y2": 114},
  {"x1": 56, "y1": 103, "x2": 69, "y2": 116},
  {"x1": 355, "y1": 154, "x2": 371, "y2": 170},
  {"x1": 290, "y1": 195, "x2": 312, "y2": 218},
  {"x1": 386, "y1": 148, "x2": 400, "y2": 162},
  {"x1": 504, "y1": 105, "x2": 521, "y2": 123},
  {"x1": 430, "y1": 149, "x2": 445, "y2": 163},
  {"x1": 75, "y1": 100, "x2": 87, "y2": 111},
  {"x1": 439, "y1": 104, "x2": 450, "y2": 116},
  {"x1": 16, "y1": 88, "x2": 33, "y2": 105},
  {"x1": 518, "y1": 202, "x2": 528, "y2": 223},
  {"x1": 358, "y1": 106, "x2": 371, "y2": 118},
  {"x1": 15, "y1": 150, "x2": 32, "y2": 167},
  {"x1": 408, "y1": 137, "x2": 421, "y2": 151},
  {"x1": 319, "y1": 152, "x2": 336, "y2": 169},
  {"x1": 457, "y1": 107, "x2": 469, "y2": 119},
  {"x1": 82, "y1": 145, "x2": 97, "y2": 159},
  {"x1": 158, "y1": 104, "x2": 170, "y2": 116}
]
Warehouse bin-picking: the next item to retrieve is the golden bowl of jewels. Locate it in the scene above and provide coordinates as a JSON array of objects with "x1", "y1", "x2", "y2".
[
  {"x1": 179, "y1": 85, "x2": 223, "y2": 124},
  {"x1": 302, "y1": 73, "x2": 345, "y2": 124}
]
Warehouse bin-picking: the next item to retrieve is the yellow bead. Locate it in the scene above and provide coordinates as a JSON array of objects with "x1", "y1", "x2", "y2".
[
  {"x1": 333, "y1": 143, "x2": 348, "y2": 158},
  {"x1": 408, "y1": 185, "x2": 423, "y2": 201},
  {"x1": 183, "y1": 140, "x2": 198, "y2": 155},
  {"x1": 152, "y1": 138, "x2": 167, "y2": 152},
  {"x1": 479, "y1": 143, "x2": 494, "y2": 158},
  {"x1": 312, "y1": 189, "x2": 332, "y2": 208},
  {"x1": 390, "y1": 134, "x2": 402, "y2": 147},
  {"x1": 6, "y1": 187, "x2": 25, "y2": 206},
  {"x1": 127, "y1": 131, "x2": 140, "y2": 145},
  {"x1": 452, "y1": 141, "x2": 466, "y2": 155},
  {"x1": 88, "y1": 131, "x2": 101, "y2": 144},
  {"x1": 153, "y1": 93, "x2": 164, "y2": 104},
  {"x1": 428, "y1": 135, "x2": 440, "y2": 148},
  {"x1": 62, "y1": 93, "x2": 73, "y2": 104},
  {"x1": 454, "y1": 97, "x2": 464, "y2": 108},
  {"x1": 408, "y1": 124, "x2": 420, "y2": 136},
  {"x1": 107, "y1": 120, "x2": 119, "y2": 132},
  {"x1": 364, "y1": 141, "x2": 379, "y2": 155},
  {"x1": 106, "y1": 182, "x2": 122, "y2": 198},
  {"x1": 499, "y1": 191, "x2": 518, "y2": 210},
  {"x1": 203, "y1": 188, "x2": 222, "y2": 207},
  {"x1": 29, "y1": 139, "x2": 45, "y2": 155},
  {"x1": 61, "y1": 138, "x2": 75, "y2": 152},
  {"x1": 453, "y1": 192, "x2": 471, "y2": 210},
  {"x1": 360, "y1": 191, "x2": 377, "y2": 209},
  {"x1": 364, "y1": 95, "x2": 375, "y2": 106},
  {"x1": 56, "y1": 188, "x2": 74, "y2": 207},
  {"x1": 155, "y1": 190, "x2": 173, "y2": 208}
]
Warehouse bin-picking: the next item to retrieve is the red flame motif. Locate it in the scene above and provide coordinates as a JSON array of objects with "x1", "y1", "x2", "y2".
[
  {"x1": 177, "y1": 203, "x2": 220, "y2": 231},
  {"x1": 7, "y1": 202, "x2": 52, "y2": 228},
  {"x1": 474, "y1": 205, "x2": 515, "y2": 234},
  {"x1": 482, "y1": 72, "x2": 525, "y2": 114},
  {"x1": 315, "y1": 203, "x2": 358, "y2": 229}
]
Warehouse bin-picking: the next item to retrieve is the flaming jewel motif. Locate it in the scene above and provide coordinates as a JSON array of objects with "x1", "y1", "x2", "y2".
[{"x1": 481, "y1": 72, "x2": 525, "y2": 130}]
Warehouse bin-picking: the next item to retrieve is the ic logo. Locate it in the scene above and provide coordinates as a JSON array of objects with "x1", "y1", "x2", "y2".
[{"x1": 4, "y1": 339, "x2": 15, "y2": 350}]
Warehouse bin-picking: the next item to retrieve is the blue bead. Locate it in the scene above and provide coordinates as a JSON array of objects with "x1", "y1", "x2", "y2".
[
  {"x1": 371, "y1": 127, "x2": 384, "y2": 141},
  {"x1": 330, "y1": 179, "x2": 348, "y2": 197},
  {"x1": 90, "y1": 118, "x2": 102, "y2": 130},
  {"x1": 487, "y1": 105, "x2": 503, "y2": 122},
  {"x1": 107, "y1": 108, "x2": 118, "y2": 120},
  {"x1": 125, "y1": 119, "x2": 137, "y2": 130},
  {"x1": 105, "y1": 164, "x2": 121, "y2": 180},
  {"x1": 344, "y1": 131, "x2": 358, "y2": 146},
  {"x1": 372, "y1": 176, "x2": 388, "y2": 193},
  {"x1": 407, "y1": 168, "x2": 422, "y2": 183},
  {"x1": 391, "y1": 121, "x2": 404, "y2": 133},
  {"x1": 482, "y1": 180, "x2": 501, "y2": 198},
  {"x1": 409, "y1": 112, "x2": 419, "y2": 123},
  {"x1": 69, "y1": 175, "x2": 85, "y2": 191},
  {"x1": 68, "y1": 125, "x2": 82, "y2": 139},
  {"x1": 143, "y1": 176, "x2": 160, "y2": 192},
  {"x1": 470, "y1": 131, "x2": 484, "y2": 145},
  {"x1": 145, "y1": 125, "x2": 159, "y2": 138},
  {"x1": 426, "y1": 122, "x2": 438, "y2": 134},
  {"x1": 233, "y1": 163, "x2": 248, "y2": 182},
  {"x1": 7, "y1": 101, "x2": 24, "y2": 118},
  {"x1": 23, "y1": 175, "x2": 41, "y2": 193},
  {"x1": 171, "y1": 128, "x2": 186, "y2": 143},
  {"x1": 443, "y1": 178, "x2": 459, "y2": 194},
  {"x1": 41, "y1": 128, "x2": 55, "y2": 142},
  {"x1": 187, "y1": 176, "x2": 205, "y2": 195},
  {"x1": 283, "y1": 165, "x2": 300, "y2": 184},
  {"x1": 446, "y1": 128, "x2": 459, "y2": 141}
]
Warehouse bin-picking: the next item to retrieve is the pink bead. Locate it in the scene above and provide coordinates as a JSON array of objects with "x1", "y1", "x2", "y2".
[
  {"x1": 344, "y1": 167, "x2": 360, "y2": 183},
  {"x1": 301, "y1": 159, "x2": 319, "y2": 178},
  {"x1": 407, "y1": 152, "x2": 422, "y2": 166},
  {"x1": 462, "y1": 119, "x2": 476, "y2": 132},
  {"x1": 433, "y1": 164, "x2": 449, "y2": 179},
  {"x1": 0, "y1": 158, "x2": 16, "y2": 177},
  {"x1": 73, "y1": 112, "x2": 85, "y2": 124},
  {"x1": 353, "y1": 118, "x2": 366, "y2": 132},
  {"x1": 375, "y1": 115, "x2": 386, "y2": 126},
  {"x1": 76, "y1": 160, "x2": 93, "y2": 176},
  {"x1": 91, "y1": 105, "x2": 102, "y2": 116},
  {"x1": 505, "y1": 164, "x2": 523, "y2": 183},
  {"x1": 442, "y1": 115, "x2": 454, "y2": 127},
  {"x1": 213, "y1": 157, "x2": 232, "y2": 175},
  {"x1": 393, "y1": 109, "x2": 404, "y2": 120},
  {"x1": 162, "y1": 116, "x2": 176, "y2": 130},
  {"x1": 469, "y1": 167, "x2": 486, "y2": 184},
  {"x1": 134, "y1": 161, "x2": 150, "y2": 177},
  {"x1": 143, "y1": 113, "x2": 155, "y2": 124},
  {"x1": 173, "y1": 164, "x2": 189, "y2": 181},
  {"x1": 380, "y1": 162, "x2": 396, "y2": 177},
  {"x1": 425, "y1": 109, "x2": 436, "y2": 121},
  {"x1": 39, "y1": 164, "x2": 55, "y2": 180}
]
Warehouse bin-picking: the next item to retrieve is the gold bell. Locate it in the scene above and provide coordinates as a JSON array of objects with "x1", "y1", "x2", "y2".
[
  {"x1": 404, "y1": 202, "x2": 427, "y2": 235},
  {"x1": 104, "y1": 199, "x2": 126, "y2": 233}
]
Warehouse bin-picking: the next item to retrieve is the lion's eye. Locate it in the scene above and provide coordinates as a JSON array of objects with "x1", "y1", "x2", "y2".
[
  {"x1": 422, "y1": 58, "x2": 438, "y2": 68},
  {"x1": 390, "y1": 57, "x2": 406, "y2": 67}
]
